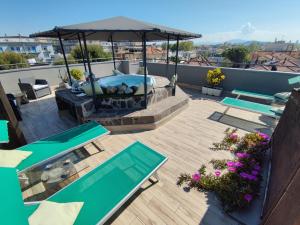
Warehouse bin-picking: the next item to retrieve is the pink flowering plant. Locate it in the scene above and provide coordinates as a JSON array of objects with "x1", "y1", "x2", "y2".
[{"x1": 177, "y1": 128, "x2": 270, "y2": 212}]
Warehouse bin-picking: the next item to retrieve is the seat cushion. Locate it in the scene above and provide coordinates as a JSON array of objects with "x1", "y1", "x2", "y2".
[
  {"x1": 20, "y1": 77, "x2": 35, "y2": 85},
  {"x1": 0, "y1": 150, "x2": 32, "y2": 167},
  {"x1": 274, "y1": 92, "x2": 291, "y2": 101},
  {"x1": 81, "y1": 82, "x2": 103, "y2": 96},
  {"x1": 29, "y1": 201, "x2": 84, "y2": 225},
  {"x1": 33, "y1": 84, "x2": 49, "y2": 91}
]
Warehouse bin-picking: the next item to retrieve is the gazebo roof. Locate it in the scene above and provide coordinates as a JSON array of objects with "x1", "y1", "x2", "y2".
[{"x1": 30, "y1": 16, "x2": 201, "y2": 41}]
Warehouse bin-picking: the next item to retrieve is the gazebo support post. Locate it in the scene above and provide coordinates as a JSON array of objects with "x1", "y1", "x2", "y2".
[
  {"x1": 165, "y1": 34, "x2": 170, "y2": 78},
  {"x1": 57, "y1": 31, "x2": 72, "y2": 85},
  {"x1": 82, "y1": 32, "x2": 97, "y2": 110},
  {"x1": 173, "y1": 36, "x2": 179, "y2": 96},
  {"x1": 110, "y1": 35, "x2": 116, "y2": 70},
  {"x1": 142, "y1": 32, "x2": 148, "y2": 109},
  {"x1": 77, "y1": 33, "x2": 87, "y2": 72}
]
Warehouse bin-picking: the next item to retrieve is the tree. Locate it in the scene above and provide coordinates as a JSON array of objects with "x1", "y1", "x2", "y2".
[
  {"x1": 222, "y1": 47, "x2": 250, "y2": 68},
  {"x1": 179, "y1": 41, "x2": 194, "y2": 51},
  {"x1": 169, "y1": 41, "x2": 194, "y2": 52},
  {"x1": 0, "y1": 52, "x2": 29, "y2": 70},
  {"x1": 71, "y1": 44, "x2": 111, "y2": 61}
]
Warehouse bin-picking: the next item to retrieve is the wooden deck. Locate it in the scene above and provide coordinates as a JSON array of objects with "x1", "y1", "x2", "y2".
[{"x1": 19, "y1": 88, "x2": 274, "y2": 225}]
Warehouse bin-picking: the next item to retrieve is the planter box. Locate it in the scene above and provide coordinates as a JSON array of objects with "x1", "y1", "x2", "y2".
[{"x1": 202, "y1": 86, "x2": 223, "y2": 97}]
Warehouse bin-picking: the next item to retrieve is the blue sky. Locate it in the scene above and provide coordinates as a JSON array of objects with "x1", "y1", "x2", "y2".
[{"x1": 1, "y1": 0, "x2": 300, "y2": 43}]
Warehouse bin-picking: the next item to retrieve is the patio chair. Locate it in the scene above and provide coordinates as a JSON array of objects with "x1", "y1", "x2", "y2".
[
  {"x1": 0, "y1": 120, "x2": 9, "y2": 143},
  {"x1": 220, "y1": 97, "x2": 283, "y2": 120},
  {"x1": 18, "y1": 77, "x2": 51, "y2": 100},
  {"x1": 16, "y1": 121, "x2": 110, "y2": 172},
  {"x1": 19, "y1": 141, "x2": 166, "y2": 225}
]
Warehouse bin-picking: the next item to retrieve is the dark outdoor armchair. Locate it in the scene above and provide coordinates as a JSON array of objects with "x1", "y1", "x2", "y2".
[{"x1": 18, "y1": 77, "x2": 51, "y2": 99}]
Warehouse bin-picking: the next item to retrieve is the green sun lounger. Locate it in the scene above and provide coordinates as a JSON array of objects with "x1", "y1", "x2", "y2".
[
  {"x1": 23, "y1": 141, "x2": 167, "y2": 225},
  {"x1": 0, "y1": 168, "x2": 29, "y2": 225},
  {"x1": 0, "y1": 120, "x2": 9, "y2": 143},
  {"x1": 221, "y1": 97, "x2": 282, "y2": 119},
  {"x1": 17, "y1": 121, "x2": 109, "y2": 172},
  {"x1": 288, "y1": 75, "x2": 300, "y2": 85},
  {"x1": 231, "y1": 89, "x2": 275, "y2": 101}
]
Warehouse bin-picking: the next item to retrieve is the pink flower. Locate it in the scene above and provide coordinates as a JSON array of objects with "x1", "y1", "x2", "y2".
[
  {"x1": 258, "y1": 132, "x2": 270, "y2": 141},
  {"x1": 236, "y1": 152, "x2": 250, "y2": 158},
  {"x1": 240, "y1": 172, "x2": 257, "y2": 181},
  {"x1": 229, "y1": 133, "x2": 238, "y2": 140},
  {"x1": 244, "y1": 194, "x2": 253, "y2": 202},
  {"x1": 215, "y1": 170, "x2": 221, "y2": 177},
  {"x1": 226, "y1": 161, "x2": 235, "y2": 167},
  {"x1": 234, "y1": 161, "x2": 243, "y2": 168},
  {"x1": 192, "y1": 172, "x2": 201, "y2": 182},
  {"x1": 254, "y1": 164, "x2": 261, "y2": 171},
  {"x1": 228, "y1": 167, "x2": 236, "y2": 172}
]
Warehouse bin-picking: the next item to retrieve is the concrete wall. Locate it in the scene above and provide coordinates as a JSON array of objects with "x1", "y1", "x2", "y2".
[
  {"x1": 147, "y1": 62, "x2": 300, "y2": 94},
  {"x1": 1, "y1": 60, "x2": 299, "y2": 95},
  {"x1": 0, "y1": 60, "x2": 124, "y2": 93}
]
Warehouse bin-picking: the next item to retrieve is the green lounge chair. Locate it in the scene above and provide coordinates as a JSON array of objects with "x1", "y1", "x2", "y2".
[
  {"x1": 24, "y1": 141, "x2": 167, "y2": 225},
  {"x1": 220, "y1": 97, "x2": 282, "y2": 119},
  {"x1": 0, "y1": 120, "x2": 9, "y2": 143},
  {"x1": 0, "y1": 168, "x2": 29, "y2": 225},
  {"x1": 231, "y1": 76, "x2": 300, "y2": 102},
  {"x1": 231, "y1": 89, "x2": 275, "y2": 101},
  {"x1": 17, "y1": 121, "x2": 109, "y2": 172}
]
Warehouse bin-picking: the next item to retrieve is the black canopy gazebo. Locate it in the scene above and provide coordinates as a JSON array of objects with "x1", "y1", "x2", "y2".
[{"x1": 30, "y1": 16, "x2": 201, "y2": 109}]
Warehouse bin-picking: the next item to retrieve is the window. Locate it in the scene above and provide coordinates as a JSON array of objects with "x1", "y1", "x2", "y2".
[
  {"x1": 10, "y1": 47, "x2": 15, "y2": 51},
  {"x1": 31, "y1": 46, "x2": 36, "y2": 52}
]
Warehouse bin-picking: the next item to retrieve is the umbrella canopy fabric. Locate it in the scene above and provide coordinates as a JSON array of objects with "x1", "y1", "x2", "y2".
[{"x1": 30, "y1": 16, "x2": 201, "y2": 41}]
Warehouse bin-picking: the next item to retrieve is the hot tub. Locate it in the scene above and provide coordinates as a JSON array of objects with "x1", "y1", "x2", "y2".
[{"x1": 98, "y1": 74, "x2": 156, "y2": 88}]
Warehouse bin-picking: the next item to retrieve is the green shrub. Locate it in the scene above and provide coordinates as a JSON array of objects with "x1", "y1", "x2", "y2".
[
  {"x1": 0, "y1": 52, "x2": 29, "y2": 70},
  {"x1": 70, "y1": 68, "x2": 83, "y2": 80},
  {"x1": 71, "y1": 44, "x2": 111, "y2": 61},
  {"x1": 53, "y1": 55, "x2": 76, "y2": 65}
]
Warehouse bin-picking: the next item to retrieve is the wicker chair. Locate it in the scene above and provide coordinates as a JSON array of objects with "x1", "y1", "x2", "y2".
[{"x1": 18, "y1": 77, "x2": 51, "y2": 100}]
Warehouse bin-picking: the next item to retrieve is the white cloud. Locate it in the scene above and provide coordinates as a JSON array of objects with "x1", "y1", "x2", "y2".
[
  {"x1": 198, "y1": 22, "x2": 300, "y2": 44},
  {"x1": 240, "y1": 22, "x2": 256, "y2": 35}
]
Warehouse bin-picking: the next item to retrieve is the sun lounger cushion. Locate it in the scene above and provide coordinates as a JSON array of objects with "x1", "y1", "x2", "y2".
[
  {"x1": 274, "y1": 92, "x2": 291, "y2": 101},
  {"x1": 29, "y1": 201, "x2": 84, "y2": 225},
  {"x1": 0, "y1": 120, "x2": 9, "y2": 143},
  {"x1": 0, "y1": 150, "x2": 32, "y2": 168},
  {"x1": 288, "y1": 76, "x2": 300, "y2": 85},
  {"x1": 221, "y1": 97, "x2": 281, "y2": 118},
  {"x1": 17, "y1": 121, "x2": 109, "y2": 171},
  {"x1": 25, "y1": 141, "x2": 167, "y2": 225},
  {"x1": 0, "y1": 168, "x2": 29, "y2": 225},
  {"x1": 231, "y1": 89, "x2": 275, "y2": 101}
]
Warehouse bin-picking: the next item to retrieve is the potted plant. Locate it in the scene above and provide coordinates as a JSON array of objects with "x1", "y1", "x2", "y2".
[{"x1": 202, "y1": 68, "x2": 225, "y2": 96}]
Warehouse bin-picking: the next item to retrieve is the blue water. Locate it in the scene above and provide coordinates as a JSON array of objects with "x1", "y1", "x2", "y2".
[{"x1": 98, "y1": 74, "x2": 155, "y2": 88}]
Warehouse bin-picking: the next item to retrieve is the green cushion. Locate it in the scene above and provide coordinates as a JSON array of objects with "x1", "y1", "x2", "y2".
[
  {"x1": 25, "y1": 141, "x2": 167, "y2": 225},
  {"x1": 288, "y1": 76, "x2": 300, "y2": 85},
  {"x1": 232, "y1": 89, "x2": 275, "y2": 101},
  {"x1": 17, "y1": 121, "x2": 109, "y2": 171},
  {"x1": 0, "y1": 168, "x2": 29, "y2": 225},
  {"x1": 221, "y1": 97, "x2": 281, "y2": 118},
  {"x1": 0, "y1": 120, "x2": 9, "y2": 143}
]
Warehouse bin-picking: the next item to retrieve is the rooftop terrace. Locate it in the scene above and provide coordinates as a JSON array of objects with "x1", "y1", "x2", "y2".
[{"x1": 19, "y1": 87, "x2": 274, "y2": 225}]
